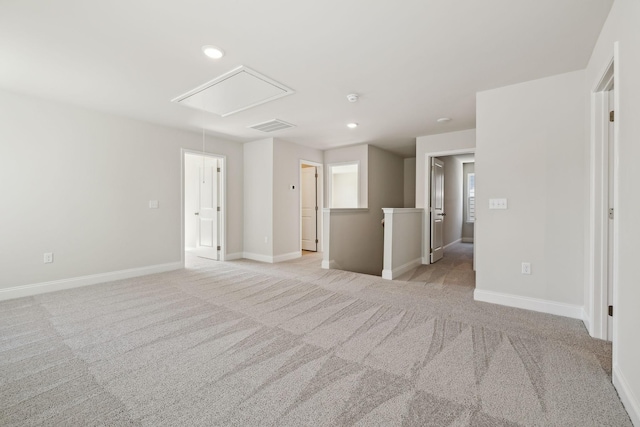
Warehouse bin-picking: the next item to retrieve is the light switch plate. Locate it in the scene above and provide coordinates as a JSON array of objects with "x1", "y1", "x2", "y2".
[
  {"x1": 489, "y1": 198, "x2": 508, "y2": 209},
  {"x1": 149, "y1": 200, "x2": 159, "y2": 209}
]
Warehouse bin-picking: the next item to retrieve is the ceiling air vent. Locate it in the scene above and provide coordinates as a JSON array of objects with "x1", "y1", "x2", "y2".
[
  {"x1": 249, "y1": 119, "x2": 295, "y2": 133},
  {"x1": 172, "y1": 66, "x2": 295, "y2": 117}
]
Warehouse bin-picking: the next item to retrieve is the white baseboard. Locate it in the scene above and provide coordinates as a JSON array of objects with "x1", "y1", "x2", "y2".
[
  {"x1": 382, "y1": 257, "x2": 422, "y2": 280},
  {"x1": 613, "y1": 364, "x2": 640, "y2": 426},
  {"x1": 422, "y1": 256, "x2": 429, "y2": 265},
  {"x1": 462, "y1": 237, "x2": 474, "y2": 243},
  {"x1": 321, "y1": 259, "x2": 339, "y2": 270},
  {"x1": 242, "y1": 252, "x2": 274, "y2": 263},
  {"x1": 473, "y1": 289, "x2": 583, "y2": 320},
  {"x1": 581, "y1": 308, "x2": 591, "y2": 334},
  {"x1": 444, "y1": 239, "x2": 462, "y2": 250},
  {"x1": 223, "y1": 252, "x2": 243, "y2": 261},
  {"x1": 0, "y1": 262, "x2": 182, "y2": 301},
  {"x1": 242, "y1": 251, "x2": 302, "y2": 263},
  {"x1": 273, "y1": 252, "x2": 301, "y2": 263}
]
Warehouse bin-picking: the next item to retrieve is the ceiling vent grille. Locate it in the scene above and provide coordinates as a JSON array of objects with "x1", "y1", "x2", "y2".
[{"x1": 249, "y1": 119, "x2": 295, "y2": 133}]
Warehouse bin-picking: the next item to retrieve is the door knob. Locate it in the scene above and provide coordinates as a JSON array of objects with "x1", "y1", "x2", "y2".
[
  {"x1": 194, "y1": 212, "x2": 199, "y2": 216},
  {"x1": 438, "y1": 213, "x2": 446, "y2": 216}
]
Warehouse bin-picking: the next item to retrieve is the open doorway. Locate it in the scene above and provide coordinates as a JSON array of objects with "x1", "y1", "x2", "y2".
[
  {"x1": 428, "y1": 154, "x2": 475, "y2": 267},
  {"x1": 183, "y1": 151, "x2": 225, "y2": 262},
  {"x1": 397, "y1": 151, "x2": 475, "y2": 288},
  {"x1": 300, "y1": 160, "x2": 323, "y2": 255}
]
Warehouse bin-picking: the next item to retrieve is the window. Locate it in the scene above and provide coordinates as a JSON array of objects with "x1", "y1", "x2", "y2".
[
  {"x1": 467, "y1": 172, "x2": 475, "y2": 222},
  {"x1": 329, "y1": 162, "x2": 359, "y2": 208}
]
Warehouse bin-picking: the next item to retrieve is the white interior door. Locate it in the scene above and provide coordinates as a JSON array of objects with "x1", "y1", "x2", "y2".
[
  {"x1": 195, "y1": 157, "x2": 219, "y2": 260},
  {"x1": 430, "y1": 157, "x2": 445, "y2": 263},
  {"x1": 301, "y1": 166, "x2": 318, "y2": 251},
  {"x1": 607, "y1": 89, "x2": 615, "y2": 341}
]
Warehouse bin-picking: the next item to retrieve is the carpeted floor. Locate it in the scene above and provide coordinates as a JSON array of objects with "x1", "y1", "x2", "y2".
[{"x1": 0, "y1": 246, "x2": 632, "y2": 426}]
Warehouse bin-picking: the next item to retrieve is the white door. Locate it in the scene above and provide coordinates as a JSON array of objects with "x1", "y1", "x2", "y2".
[
  {"x1": 301, "y1": 166, "x2": 318, "y2": 251},
  {"x1": 607, "y1": 89, "x2": 615, "y2": 341},
  {"x1": 430, "y1": 158, "x2": 445, "y2": 263},
  {"x1": 195, "y1": 157, "x2": 219, "y2": 260}
]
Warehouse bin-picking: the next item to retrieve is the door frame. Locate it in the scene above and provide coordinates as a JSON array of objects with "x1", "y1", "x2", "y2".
[
  {"x1": 423, "y1": 149, "x2": 475, "y2": 265},
  {"x1": 299, "y1": 159, "x2": 323, "y2": 253},
  {"x1": 181, "y1": 148, "x2": 227, "y2": 266},
  {"x1": 587, "y1": 47, "x2": 619, "y2": 342}
]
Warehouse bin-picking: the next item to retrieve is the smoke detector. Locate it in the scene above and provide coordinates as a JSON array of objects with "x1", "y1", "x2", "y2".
[{"x1": 346, "y1": 93, "x2": 359, "y2": 103}]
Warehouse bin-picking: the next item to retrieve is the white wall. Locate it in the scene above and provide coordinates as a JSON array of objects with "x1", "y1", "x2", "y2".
[
  {"x1": 273, "y1": 139, "x2": 323, "y2": 258},
  {"x1": 0, "y1": 89, "x2": 243, "y2": 293},
  {"x1": 442, "y1": 156, "x2": 463, "y2": 246},
  {"x1": 475, "y1": 70, "x2": 586, "y2": 311},
  {"x1": 243, "y1": 138, "x2": 274, "y2": 259},
  {"x1": 324, "y1": 144, "x2": 368, "y2": 208},
  {"x1": 404, "y1": 157, "x2": 416, "y2": 207},
  {"x1": 585, "y1": 0, "x2": 640, "y2": 424},
  {"x1": 462, "y1": 162, "x2": 475, "y2": 241}
]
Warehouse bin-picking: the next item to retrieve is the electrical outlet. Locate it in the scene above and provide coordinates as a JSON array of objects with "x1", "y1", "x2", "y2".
[
  {"x1": 489, "y1": 198, "x2": 508, "y2": 209},
  {"x1": 44, "y1": 253, "x2": 54, "y2": 264},
  {"x1": 264, "y1": 236, "x2": 268, "y2": 243},
  {"x1": 521, "y1": 262, "x2": 531, "y2": 275}
]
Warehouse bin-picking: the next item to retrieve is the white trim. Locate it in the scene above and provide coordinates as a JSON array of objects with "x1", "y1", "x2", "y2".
[
  {"x1": 613, "y1": 365, "x2": 640, "y2": 427},
  {"x1": 0, "y1": 262, "x2": 182, "y2": 301},
  {"x1": 322, "y1": 208, "x2": 369, "y2": 213},
  {"x1": 462, "y1": 237, "x2": 474, "y2": 243},
  {"x1": 299, "y1": 159, "x2": 324, "y2": 253},
  {"x1": 581, "y1": 307, "x2": 591, "y2": 333},
  {"x1": 241, "y1": 251, "x2": 301, "y2": 264},
  {"x1": 443, "y1": 239, "x2": 462, "y2": 250},
  {"x1": 273, "y1": 252, "x2": 302, "y2": 263},
  {"x1": 171, "y1": 65, "x2": 295, "y2": 117},
  {"x1": 181, "y1": 149, "x2": 227, "y2": 263},
  {"x1": 321, "y1": 259, "x2": 339, "y2": 270},
  {"x1": 423, "y1": 149, "x2": 476, "y2": 266},
  {"x1": 224, "y1": 252, "x2": 243, "y2": 261},
  {"x1": 382, "y1": 208, "x2": 424, "y2": 214},
  {"x1": 382, "y1": 257, "x2": 422, "y2": 280},
  {"x1": 242, "y1": 252, "x2": 273, "y2": 263},
  {"x1": 473, "y1": 289, "x2": 584, "y2": 320},
  {"x1": 327, "y1": 161, "x2": 360, "y2": 208}
]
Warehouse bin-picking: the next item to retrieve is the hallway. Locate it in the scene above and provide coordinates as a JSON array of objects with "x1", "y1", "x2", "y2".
[{"x1": 395, "y1": 242, "x2": 475, "y2": 293}]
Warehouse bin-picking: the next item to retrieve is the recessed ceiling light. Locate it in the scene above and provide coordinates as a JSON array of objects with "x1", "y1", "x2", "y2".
[
  {"x1": 202, "y1": 45, "x2": 224, "y2": 59},
  {"x1": 347, "y1": 123, "x2": 358, "y2": 129},
  {"x1": 437, "y1": 117, "x2": 452, "y2": 123}
]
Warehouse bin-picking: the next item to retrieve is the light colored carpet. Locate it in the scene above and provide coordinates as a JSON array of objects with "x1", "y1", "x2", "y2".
[{"x1": 0, "y1": 248, "x2": 631, "y2": 426}]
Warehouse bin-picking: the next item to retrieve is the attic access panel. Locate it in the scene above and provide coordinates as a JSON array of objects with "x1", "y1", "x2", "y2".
[{"x1": 172, "y1": 66, "x2": 295, "y2": 117}]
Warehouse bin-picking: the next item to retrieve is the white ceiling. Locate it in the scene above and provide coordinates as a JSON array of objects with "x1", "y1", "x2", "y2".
[{"x1": 0, "y1": 0, "x2": 612, "y2": 157}]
